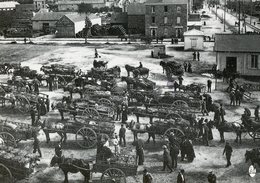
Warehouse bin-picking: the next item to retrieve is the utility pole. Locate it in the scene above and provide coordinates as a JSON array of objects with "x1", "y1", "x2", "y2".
[
  {"x1": 224, "y1": 0, "x2": 226, "y2": 32},
  {"x1": 238, "y1": 0, "x2": 241, "y2": 34}
]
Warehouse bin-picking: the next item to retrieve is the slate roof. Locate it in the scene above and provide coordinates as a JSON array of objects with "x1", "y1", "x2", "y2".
[
  {"x1": 214, "y1": 34, "x2": 260, "y2": 53},
  {"x1": 127, "y1": 3, "x2": 145, "y2": 15},
  {"x1": 32, "y1": 12, "x2": 69, "y2": 21},
  {"x1": 65, "y1": 13, "x2": 86, "y2": 23},
  {"x1": 145, "y1": 0, "x2": 188, "y2": 5}
]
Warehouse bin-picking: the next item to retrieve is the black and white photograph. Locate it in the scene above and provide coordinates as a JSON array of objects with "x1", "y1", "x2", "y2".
[{"x1": 0, "y1": 0, "x2": 260, "y2": 182}]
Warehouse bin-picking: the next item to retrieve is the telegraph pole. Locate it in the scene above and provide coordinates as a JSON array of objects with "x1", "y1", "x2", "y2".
[
  {"x1": 250, "y1": 0, "x2": 252, "y2": 24},
  {"x1": 224, "y1": 0, "x2": 226, "y2": 32},
  {"x1": 238, "y1": 0, "x2": 241, "y2": 34}
]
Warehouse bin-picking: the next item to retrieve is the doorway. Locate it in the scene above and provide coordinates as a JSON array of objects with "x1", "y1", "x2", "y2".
[{"x1": 226, "y1": 57, "x2": 237, "y2": 73}]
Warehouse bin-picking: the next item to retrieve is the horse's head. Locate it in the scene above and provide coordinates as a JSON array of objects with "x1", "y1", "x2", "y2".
[
  {"x1": 159, "y1": 61, "x2": 165, "y2": 67},
  {"x1": 50, "y1": 155, "x2": 63, "y2": 167}
]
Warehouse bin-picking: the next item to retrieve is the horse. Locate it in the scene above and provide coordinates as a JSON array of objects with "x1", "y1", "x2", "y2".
[
  {"x1": 126, "y1": 120, "x2": 152, "y2": 142},
  {"x1": 132, "y1": 67, "x2": 149, "y2": 78},
  {"x1": 93, "y1": 60, "x2": 108, "y2": 69},
  {"x1": 125, "y1": 64, "x2": 136, "y2": 77},
  {"x1": 159, "y1": 61, "x2": 167, "y2": 73},
  {"x1": 209, "y1": 120, "x2": 243, "y2": 144},
  {"x1": 106, "y1": 66, "x2": 121, "y2": 78},
  {"x1": 50, "y1": 155, "x2": 91, "y2": 183},
  {"x1": 245, "y1": 149, "x2": 260, "y2": 167}
]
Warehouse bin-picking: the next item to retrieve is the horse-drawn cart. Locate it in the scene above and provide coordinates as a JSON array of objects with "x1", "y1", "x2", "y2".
[
  {"x1": 0, "y1": 146, "x2": 39, "y2": 182},
  {"x1": 242, "y1": 116, "x2": 260, "y2": 141}
]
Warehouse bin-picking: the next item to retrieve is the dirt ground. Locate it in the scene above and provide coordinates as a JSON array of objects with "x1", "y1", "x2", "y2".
[
  {"x1": 1, "y1": 5, "x2": 260, "y2": 183},
  {"x1": 0, "y1": 41, "x2": 260, "y2": 183}
]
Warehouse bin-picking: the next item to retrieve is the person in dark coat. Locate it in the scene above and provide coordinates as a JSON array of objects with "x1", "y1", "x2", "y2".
[
  {"x1": 220, "y1": 104, "x2": 226, "y2": 123},
  {"x1": 255, "y1": 105, "x2": 259, "y2": 121},
  {"x1": 48, "y1": 75, "x2": 53, "y2": 91},
  {"x1": 201, "y1": 99, "x2": 208, "y2": 116},
  {"x1": 202, "y1": 121, "x2": 209, "y2": 146},
  {"x1": 36, "y1": 101, "x2": 41, "y2": 120},
  {"x1": 198, "y1": 118, "x2": 204, "y2": 137},
  {"x1": 183, "y1": 62, "x2": 188, "y2": 72},
  {"x1": 192, "y1": 52, "x2": 196, "y2": 61},
  {"x1": 33, "y1": 135, "x2": 42, "y2": 157},
  {"x1": 170, "y1": 143, "x2": 179, "y2": 169},
  {"x1": 139, "y1": 62, "x2": 143, "y2": 68},
  {"x1": 40, "y1": 100, "x2": 47, "y2": 116},
  {"x1": 116, "y1": 104, "x2": 122, "y2": 121},
  {"x1": 230, "y1": 91, "x2": 235, "y2": 106},
  {"x1": 177, "y1": 169, "x2": 185, "y2": 183},
  {"x1": 135, "y1": 139, "x2": 144, "y2": 165},
  {"x1": 45, "y1": 96, "x2": 50, "y2": 113},
  {"x1": 55, "y1": 142, "x2": 62, "y2": 158},
  {"x1": 30, "y1": 108, "x2": 36, "y2": 126},
  {"x1": 205, "y1": 119, "x2": 213, "y2": 140},
  {"x1": 207, "y1": 171, "x2": 217, "y2": 183},
  {"x1": 147, "y1": 122, "x2": 156, "y2": 144},
  {"x1": 188, "y1": 63, "x2": 192, "y2": 73},
  {"x1": 214, "y1": 106, "x2": 221, "y2": 126},
  {"x1": 121, "y1": 104, "x2": 128, "y2": 124},
  {"x1": 143, "y1": 169, "x2": 153, "y2": 183},
  {"x1": 207, "y1": 80, "x2": 212, "y2": 93},
  {"x1": 235, "y1": 89, "x2": 242, "y2": 106},
  {"x1": 223, "y1": 142, "x2": 233, "y2": 167},
  {"x1": 178, "y1": 76, "x2": 183, "y2": 85},
  {"x1": 119, "y1": 124, "x2": 126, "y2": 147},
  {"x1": 162, "y1": 145, "x2": 173, "y2": 172},
  {"x1": 34, "y1": 81, "x2": 39, "y2": 94},
  {"x1": 173, "y1": 81, "x2": 179, "y2": 92},
  {"x1": 197, "y1": 51, "x2": 200, "y2": 61}
]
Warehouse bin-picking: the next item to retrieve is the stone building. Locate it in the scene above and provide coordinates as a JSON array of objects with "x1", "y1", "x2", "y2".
[
  {"x1": 127, "y1": 3, "x2": 145, "y2": 35},
  {"x1": 57, "y1": 0, "x2": 106, "y2": 12},
  {"x1": 144, "y1": 0, "x2": 188, "y2": 38}
]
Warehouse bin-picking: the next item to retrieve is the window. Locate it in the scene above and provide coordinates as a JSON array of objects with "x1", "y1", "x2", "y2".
[
  {"x1": 177, "y1": 17, "x2": 181, "y2": 24},
  {"x1": 164, "y1": 28, "x2": 168, "y2": 36},
  {"x1": 177, "y1": 6, "x2": 181, "y2": 12},
  {"x1": 164, "y1": 16, "x2": 168, "y2": 24},
  {"x1": 191, "y1": 38, "x2": 197, "y2": 48},
  {"x1": 152, "y1": 16, "x2": 155, "y2": 23},
  {"x1": 164, "y1": 6, "x2": 168, "y2": 12},
  {"x1": 152, "y1": 6, "x2": 155, "y2": 13},
  {"x1": 251, "y1": 55, "x2": 259, "y2": 69}
]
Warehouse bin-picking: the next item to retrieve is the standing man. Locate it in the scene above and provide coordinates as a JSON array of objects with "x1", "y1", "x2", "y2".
[
  {"x1": 162, "y1": 145, "x2": 173, "y2": 172},
  {"x1": 220, "y1": 103, "x2": 226, "y2": 123},
  {"x1": 192, "y1": 51, "x2": 196, "y2": 61},
  {"x1": 135, "y1": 139, "x2": 144, "y2": 165},
  {"x1": 202, "y1": 121, "x2": 209, "y2": 146},
  {"x1": 119, "y1": 124, "x2": 126, "y2": 147},
  {"x1": 48, "y1": 75, "x2": 53, "y2": 91},
  {"x1": 223, "y1": 142, "x2": 233, "y2": 167},
  {"x1": 33, "y1": 135, "x2": 42, "y2": 158},
  {"x1": 121, "y1": 104, "x2": 128, "y2": 124},
  {"x1": 143, "y1": 169, "x2": 153, "y2": 183},
  {"x1": 55, "y1": 142, "x2": 62, "y2": 158},
  {"x1": 34, "y1": 80, "x2": 39, "y2": 94},
  {"x1": 197, "y1": 51, "x2": 200, "y2": 61},
  {"x1": 178, "y1": 76, "x2": 184, "y2": 86},
  {"x1": 188, "y1": 63, "x2": 192, "y2": 73},
  {"x1": 147, "y1": 122, "x2": 156, "y2": 144},
  {"x1": 214, "y1": 106, "x2": 221, "y2": 126},
  {"x1": 230, "y1": 91, "x2": 235, "y2": 106},
  {"x1": 207, "y1": 79, "x2": 212, "y2": 93},
  {"x1": 207, "y1": 171, "x2": 217, "y2": 183},
  {"x1": 170, "y1": 143, "x2": 179, "y2": 169},
  {"x1": 116, "y1": 104, "x2": 122, "y2": 121},
  {"x1": 45, "y1": 96, "x2": 50, "y2": 113},
  {"x1": 254, "y1": 105, "x2": 259, "y2": 121},
  {"x1": 173, "y1": 81, "x2": 179, "y2": 92},
  {"x1": 95, "y1": 48, "x2": 98, "y2": 58},
  {"x1": 177, "y1": 169, "x2": 185, "y2": 183},
  {"x1": 201, "y1": 99, "x2": 208, "y2": 116},
  {"x1": 30, "y1": 108, "x2": 36, "y2": 126},
  {"x1": 183, "y1": 62, "x2": 188, "y2": 72}
]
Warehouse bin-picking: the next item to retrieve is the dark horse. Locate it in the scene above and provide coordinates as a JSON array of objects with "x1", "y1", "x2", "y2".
[
  {"x1": 93, "y1": 60, "x2": 108, "y2": 69},
  {"x1": 245, "y1": 149, "x2": 260, "y2": 167},
  {"x1": 106, "y1": 66, "x2": 121, "y2": 78},
  {"x1": 50, "y1": 155, "x2": 91, "y2": 183},
  {"x1": 125, "y1": 64, "x2": 136, "y2": 77},
  {"x1": 209, "y1": 120, "x2": 243, "y2": 144}
]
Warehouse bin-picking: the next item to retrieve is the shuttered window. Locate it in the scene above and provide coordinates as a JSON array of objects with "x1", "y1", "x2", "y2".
[{"x1": 251, "y1": 55, "x2": 258, "y2": 69}]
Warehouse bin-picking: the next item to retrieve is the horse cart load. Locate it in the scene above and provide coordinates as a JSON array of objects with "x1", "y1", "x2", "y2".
[
  {"x1": 0, "y1": 146, "x2": 39, "y2": 182},
  {"x1": 160, "y1": 60, "x2": 184, "y2": 79},
  {"x1": 0, "y1": 62, "x2": 20, "y2": 74},
  {"x1": 40, "y1": 64, "x2": 76, "y2": 75}
]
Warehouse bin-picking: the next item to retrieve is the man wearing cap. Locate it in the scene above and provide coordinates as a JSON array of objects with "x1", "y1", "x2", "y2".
[
  {"x1": 143, "y1": 169, "x2": 153, "y2": 183},
  {"x1": 177, "y1": 169, "x2": 185, "y2": 183},
  {"x1": 207, "y1": 171, "x2": 216, "y2": 183},
  {"x1": 162, "y1": 145, "x2": 173, "y2": 172},
  {"x1": 223, "y1": 142, "x2": 233, "y2": 167},
  {"x1": 119, "y1": 124, "x2": 126, "y2": 147}
]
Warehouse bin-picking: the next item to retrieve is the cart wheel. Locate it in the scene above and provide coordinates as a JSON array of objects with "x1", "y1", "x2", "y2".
[
  {"x1": 57, "y1": 75, "x2": 67, "y2": 87},
  {"x1": 0, "y1": 132, "x2": 17, "y2": 147},
  {"x1": 163, "y1": 128, "x2": 185, "y2": 145},
  {"x1": 248, "y1": 131, "x2": 255, "y2": 138},
  {"x1": 98, "y1": 98, "x2": 113, "y2": 107},
  {"x1": 101, "y1": 168, "x2": 126, "y2": 183},
  {"x1": 0, "y1": 163, "x2": 13, "y2": 183},
  {"x1": 253, "y1": 129, "x2": 260, "y2": 141},
  {"x1": 15, "y1": 95, "x2": 30, "y2": 113},
  {"x1": 132, "y1": 92, "x2": 145, "y2": 103},
  {"x1": 76, "y1": 127, "x2": 97, "y2": 148},
  {"x1": 172, "y1": 100, "x2": 189, "y2": 108},
  {"x1": 165, "y1": 113, "x2": 182, "y2": 122},
  {"x1": 87, "y1": 108, "x2": 101, "y2": 120},
  {"x1": 83, "y1": 88, "x2": 95, "y2": 98}
]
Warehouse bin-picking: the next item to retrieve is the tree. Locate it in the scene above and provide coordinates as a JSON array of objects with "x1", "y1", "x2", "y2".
[
  {"x1": 83, "y1": 16, "x2": 92, "y2": 44},
  {"x1": 78, "y1": 3, "x2": 93, "y2": 14}
]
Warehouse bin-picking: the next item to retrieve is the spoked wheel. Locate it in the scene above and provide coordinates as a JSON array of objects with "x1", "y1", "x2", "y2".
[
  {"x1": 83, "y1": 88, "x2": 95, "y2": 99},
  {"x1": 15, "y1": 95, "x2": 31, "y2": 113},
  {"x1": 0, "y1": 132, "x2": 17, "y2": 147},
  {"x1": 165, "y1": 113, "x2": 182, "y2": 123},
  {"x1": 253, "y1": 129, "x2": 260, "y2": 141},
  {"x1": 131, "y1": 92, "x2": 145, "y2": 104},
  {"x1": 163, "y1": 128, "x2": 185, "y2": 145},
  {"x1": 76, "y1": 127, "x2": 97, "y2": 148},
  {"x1": 0, "y1": 163, "x2": 12, "y2": 183},
  {"x1": 87, "y1": 108, "x2": 101, "y2": 120},
  {"x1": 98, "y1": 98, "x2": 113, "y2": 108},
  {"x1": 172, "y1": 100, "x2": 189, "y2": 108},
  {"x1": 101, "y1": 168, "x2": 126, "y2": 183}
]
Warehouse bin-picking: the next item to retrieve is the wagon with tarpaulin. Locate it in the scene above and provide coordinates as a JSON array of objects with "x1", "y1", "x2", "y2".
[{"x1": 0, "y1": 146, "x2": 39, "y2": 182}]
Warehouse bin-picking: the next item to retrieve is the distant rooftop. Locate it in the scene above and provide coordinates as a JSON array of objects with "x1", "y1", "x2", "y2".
[
  {"x1": 214, "y1": 34, "x2": 260, "y2": 53},
  {"x1": 0, "y1": 1, "x2": 19, "y2": 9},
  {"x1": 32, "y1": 12, "x2": 70, "y2": 21},
  {"x1": 145, "y1": 0, "x2": 188, "y2": 5}
]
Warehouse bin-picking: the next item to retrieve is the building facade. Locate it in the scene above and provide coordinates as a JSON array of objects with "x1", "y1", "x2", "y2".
[
  {"x1": 145, "y1": 0, "x2": 188, "y2": 38},
  {"x1": 184, "y1": 29, "x2": 204, "y2": 50},
  {"x1": 33, "y1": 0, "x2": 47, "y2": 11},
  {"x1": 127, "y1": 3, "x2": 145, "y2": 35},
  {"x1": 215, "y1": 34, "x2": 260, "y2": 77},
  {"x1": 57, "y1": 0, "x2": 106, "y2": 11},
  {"x1": 0, "y1": 2, "x2": 19, "y2": 31}
]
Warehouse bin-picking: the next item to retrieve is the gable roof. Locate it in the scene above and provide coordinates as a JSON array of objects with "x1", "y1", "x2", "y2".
[
  {"x1": 110, "y1": 12, "x2": 128, "y2": 24},
  {"x1": 32, "y1": 12, "x2": 69, "y2": 21},
  {"x1": 184, "y1": 29, "x2": 204, "y2": 36},
  {"x1": 214, "y1": 34, "x2": 260, "y2": 53},
  {"x1": 145, "y1": 0, "x2": 188, "y2": 5},
  {"x1": 64, "y1": 13, "x2": 86, "y2": 23},
  {"x1": 127, "y1": 3, "x2": 145, "y2": 15}
]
